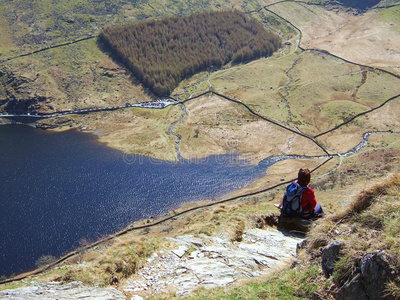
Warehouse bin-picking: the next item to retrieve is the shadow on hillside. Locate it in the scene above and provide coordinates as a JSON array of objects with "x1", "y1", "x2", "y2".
[{"x1": 96, "y1": 38, "x2": 159, "y2": 101}]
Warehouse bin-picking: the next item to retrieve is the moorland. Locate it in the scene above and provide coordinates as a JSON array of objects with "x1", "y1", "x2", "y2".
[{"x1": 0, "y1": 0, "x2": 399, "y2": 298}]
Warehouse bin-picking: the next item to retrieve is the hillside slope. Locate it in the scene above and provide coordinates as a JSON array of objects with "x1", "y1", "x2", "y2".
[
  {"x1": 0, "y1": 0, "x2": 260, "y2": 114},
  {"x1": 1, "y1": 173, "x2": 399, "y2": 299},
  {"x1": 0, "y1": 0, "x2": 399, "y2": 298}
]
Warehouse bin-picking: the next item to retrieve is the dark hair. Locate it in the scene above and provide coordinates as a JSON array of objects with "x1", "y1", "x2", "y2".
[{"x1": 298, "y1": 168, "x2": 311, "y2": 185}]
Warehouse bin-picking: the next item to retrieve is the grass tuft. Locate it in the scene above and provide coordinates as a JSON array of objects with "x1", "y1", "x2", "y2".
[
  {"x1": 384, "y1": 280, "x2": 400, "y2": 300},
  {"x1": 329, "y1": 173, "x2": 400, "y2": 222},
  {"x1": 60, "y1": 235, "x2": 164, "y2": 286}
]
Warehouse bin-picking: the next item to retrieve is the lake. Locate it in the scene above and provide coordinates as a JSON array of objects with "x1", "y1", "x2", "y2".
[{"x1": 0, "y1": 125, "x2": 270, "y2": 277}]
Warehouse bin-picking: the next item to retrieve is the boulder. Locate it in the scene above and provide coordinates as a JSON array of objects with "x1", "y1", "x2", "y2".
[
  {"x1": 321, "y1": 241, "x2": 344, "y2": 277},
  {"x1": 335, "y1": 251, "x2": 395, "y2": 300},
  {"x1": 360, "y1": 251, "x2": 392, "y2": 299},
  {"x1": 335, "y1": 274, "x2": 367, "y2": 300}
]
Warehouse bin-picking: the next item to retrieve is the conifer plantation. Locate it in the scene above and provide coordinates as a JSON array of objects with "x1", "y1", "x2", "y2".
[{"x1": 100, "y1": 10, "x2": 282, "y2": 96}]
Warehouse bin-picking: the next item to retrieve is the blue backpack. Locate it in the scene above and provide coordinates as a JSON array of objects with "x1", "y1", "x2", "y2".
[{"x1": 281, "y1": 181, "x2": 306, "y2": 217}]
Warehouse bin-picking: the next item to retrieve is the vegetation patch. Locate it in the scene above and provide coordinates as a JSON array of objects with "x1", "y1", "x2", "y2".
[
  {"x1": 59, "y1": 236, "x2": 166, "y2": 287},
  {"x1": 100, "y1": 10, "x2": 281, "y2": 96},
  {"x1": 302, "y1": 174, "x2": 400, "y2": 299},
  {"x1": 169, "y1": 174, "x2": 400, "y2": 300},
  {"x1": 174, "y1": 95, "x2": 325, "y2": 163}
]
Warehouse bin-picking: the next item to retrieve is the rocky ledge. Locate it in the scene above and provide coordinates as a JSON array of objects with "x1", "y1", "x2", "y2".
[
  {"x1": 0, "y1": 228, "x2": 303, "y2": 299},
  {"x1": 0, "y1": 281, "x2": 125, "y2": 300}
]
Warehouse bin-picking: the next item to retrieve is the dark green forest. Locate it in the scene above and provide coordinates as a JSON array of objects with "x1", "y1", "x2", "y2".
[{"x1": 100, "y1": 10, "x2": 281, "y2": 96}]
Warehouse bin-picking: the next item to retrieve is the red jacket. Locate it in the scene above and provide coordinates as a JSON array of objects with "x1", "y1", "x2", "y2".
[{"x1": 300, "y1": 185, "x2": 317, "y2": 213}]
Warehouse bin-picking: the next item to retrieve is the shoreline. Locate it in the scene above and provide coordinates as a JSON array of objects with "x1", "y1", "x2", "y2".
[
  {"x1": 0, "y1": 124, "x2": 274, "y2": 281},
  {"x1": 0, "y1": 172, "x2": 275, "y2": 283},
  {"x1": 1, "y1": 150, "x2": 336, "y2": 283}
]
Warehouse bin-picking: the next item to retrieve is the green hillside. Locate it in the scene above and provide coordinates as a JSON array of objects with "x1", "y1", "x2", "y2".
[{"x1": 183, "y1": 175, "x2": 400, "y2": 300}]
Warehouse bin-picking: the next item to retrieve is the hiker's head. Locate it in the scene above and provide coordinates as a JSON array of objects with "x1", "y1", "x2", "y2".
[{"x1": 298, "y1": 168, "x2": 311, "y2": 185}]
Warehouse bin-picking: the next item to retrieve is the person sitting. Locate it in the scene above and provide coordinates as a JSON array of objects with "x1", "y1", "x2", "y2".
[{"x1": 275, "y1": 168, "x2": 323, "y2": 219}]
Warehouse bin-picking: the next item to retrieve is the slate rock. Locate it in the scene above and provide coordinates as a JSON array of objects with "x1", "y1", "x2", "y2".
[
  {"x1": 0, "y1": 281, "x2": 126, "y2": 300},
  {"x1": 321, "y1": 241, "x2": 344, "y2": 277},
  {"x1": 175, "y1": 235, "x2": 204, "y2": 247},
  {"x1": 335, "y1": 274, "x2": 367, "y2": 300},
  {"x1": 361, "y1": 250, "x2": 391, "y2": 299},
  {"x1": 334, "y1": 251, "x2": 394, "y2": 300},
  {"x1": 171, "y1": 246, "x2": 188, "y2": 258}
]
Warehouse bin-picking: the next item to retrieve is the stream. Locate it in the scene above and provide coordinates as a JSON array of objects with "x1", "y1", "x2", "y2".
[
  {"x1": 258, "y1": 130, "x2": 400, "y2": 167},
  {"x1": 167, "y1": 103, "x2": 187, "y2": 162}
]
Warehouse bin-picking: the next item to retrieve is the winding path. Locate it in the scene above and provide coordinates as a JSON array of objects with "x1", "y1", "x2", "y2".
[{"x1": 281, "y1": 55, "x2": 301, "y2": 131}]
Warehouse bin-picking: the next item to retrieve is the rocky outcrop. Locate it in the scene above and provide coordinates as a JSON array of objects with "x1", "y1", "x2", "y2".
[
  {"x1": 0, "y1": 281, "x2": 125, "y2": 300},
  {"x1": 0, "y1": 67, "x2": 54, "y2": 114},
  {"x1": 122, "y1": 228, "x2": 304, "y2": 297},
  {"x1": 35, "y1": 117, "x2": 77, "y2": 129},
  {"x1": 334, "y1": 250, "x2": 397, "y2": 300},
  {"x1": 321, "y1": 241, "x2": 344, "y2": 277},
  {"x1": 320, "y1": 242, "x2": 397, "y2": 300},
  {"x1": 0, "y1": 228, "x2": 304, "y2": 299}
]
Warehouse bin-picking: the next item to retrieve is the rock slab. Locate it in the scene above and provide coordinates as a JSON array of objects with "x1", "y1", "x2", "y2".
[
  {"x1": 123, "y1": 228, "x2": 303, "y2": 296},
  {"x1": 0, "y1": 281, "x2": 126, "y2": 300},
  {"x1": 335, "y1": 250, "x2": 396, "y2": 300}
]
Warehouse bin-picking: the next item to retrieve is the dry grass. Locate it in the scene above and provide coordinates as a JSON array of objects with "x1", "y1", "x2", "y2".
[
  {"x1": 268, "y1": 1, "x2": 400, "y2": 74},
  {"x1": 331, "y1": 173, "x2": 400, "y2": 222},
  {"x1": 59, "y1": 235, "x2": 167, "y2": 287},
  {"x1": 305, "y1": 173, "x2": 400, "y2": 249},
  {"x1": 175, "y1": 95, "x2": 325, "y2": 163},
  {"x1": 384, "y1": 281, "x2": 400, "y2": 300},
  {"x1": 177, "y1": 173, "x2": 400, "y2": 300},
  {"x1": 297, "y1": 173, "x2": 400, "y2": 298},
  {"x1": 0, "y1": 16, "x2": 17, "y2": 56}
]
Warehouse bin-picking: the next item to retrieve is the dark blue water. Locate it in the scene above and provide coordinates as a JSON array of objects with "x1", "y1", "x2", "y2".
[{"x1": 0, "y1": 125, "x2": 270, "y2": 277}]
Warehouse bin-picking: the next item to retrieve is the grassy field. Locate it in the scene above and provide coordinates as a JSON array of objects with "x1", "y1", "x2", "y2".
[
  {"x1": 174, "y1": 95, "x2": 325, "y2": 163},
  {"x1": 316, "y1": 97, "x2": 400, "y2": 153}
]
